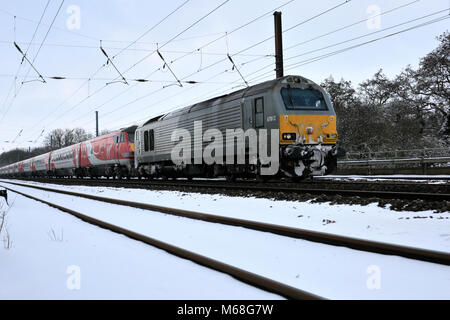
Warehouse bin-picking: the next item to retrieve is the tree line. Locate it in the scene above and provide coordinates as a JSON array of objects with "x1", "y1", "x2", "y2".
[{"x1": 321, "y1": 31, "x2": 449, "y2": 154}]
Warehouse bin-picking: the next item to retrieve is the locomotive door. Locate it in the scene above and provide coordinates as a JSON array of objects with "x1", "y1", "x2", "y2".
[
  {"x1": 252, "y1": 97, "x2": 265, "y2": 129},
  {"x1": 113, "y1": 134, "x2": 121, "y2": 164}
]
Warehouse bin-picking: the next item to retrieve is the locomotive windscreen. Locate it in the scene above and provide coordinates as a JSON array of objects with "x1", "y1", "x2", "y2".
[{"x1": 281, "y1": 88, "x2": 328, "y2": 111}]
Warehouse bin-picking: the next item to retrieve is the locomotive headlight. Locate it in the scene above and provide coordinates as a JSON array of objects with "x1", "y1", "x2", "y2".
[
  {"x1": 282, "y1": 133, "x2": 296, "y2": 140},
  {"x1": 306, "y1": 127, "x2": 313, "y2": 134}
]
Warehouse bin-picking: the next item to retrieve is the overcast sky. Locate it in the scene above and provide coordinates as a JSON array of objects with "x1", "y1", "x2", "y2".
[{"x1": 0, "y1": 0, "x2": 448, "y2": 152}]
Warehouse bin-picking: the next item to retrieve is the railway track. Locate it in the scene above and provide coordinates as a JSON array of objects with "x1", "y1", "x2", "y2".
[
  {"x1": 0, "y1": 182, "x2": 321, "y2": 300},
  {"x1": 5, "y1": 177, "x2": 450, "y2": 202},
  {"x1": 317, "y1": 175, "x2": 450, "y2": 181},
  {"x1": 2, "y1": 180, "x2": 449, "y2": 266}
]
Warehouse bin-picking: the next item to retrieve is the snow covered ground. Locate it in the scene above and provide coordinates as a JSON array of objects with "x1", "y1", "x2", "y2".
[
  {"x1": 0, "y1": 193, "x2": 280, "y2": 299},
  {"x1": 3, "y1": 179, "x2": 449, "y2": 252},
  {"x1": 0, "y1": 179, "x2": 449, "y2": 299}
]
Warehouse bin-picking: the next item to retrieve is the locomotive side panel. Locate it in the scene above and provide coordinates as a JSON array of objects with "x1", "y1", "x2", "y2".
[{"x1": 136, "y1": 100, "x2": 244, "y2": 166}]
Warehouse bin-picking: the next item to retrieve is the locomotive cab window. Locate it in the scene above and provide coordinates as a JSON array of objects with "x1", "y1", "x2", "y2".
[
  {"x1": 254, "y1": 97, "x2": 264, "y2": 128},
  {"x1": 149, "y1": 129, "x2": 154, "y2": 151},
  {"x1": 281, "y1": 88, "x2": 328, "y2": 111},
  {"x1": 144, "y1": 131, "x2": 149, "y2": 151}
]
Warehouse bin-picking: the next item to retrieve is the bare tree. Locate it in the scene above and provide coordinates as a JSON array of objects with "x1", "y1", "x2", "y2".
[
  {"x1": 413, "y1": 32, "x2": 450, "y2": 136},
  {"x1": 43, "y1": 128, "x2": 93, "y2": 149}
]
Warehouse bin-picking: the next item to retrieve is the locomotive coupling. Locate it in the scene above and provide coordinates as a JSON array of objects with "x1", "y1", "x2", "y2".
[{"x1": 283, "y1": 143, "x2": 334, "y2": 177}]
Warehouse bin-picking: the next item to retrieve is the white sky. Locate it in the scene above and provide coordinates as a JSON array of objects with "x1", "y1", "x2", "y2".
[{"x1": 0, "y1": 0, "x2": 448, "y2": 152}]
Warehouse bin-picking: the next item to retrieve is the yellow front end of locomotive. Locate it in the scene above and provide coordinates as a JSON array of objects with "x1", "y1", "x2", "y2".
[{"x1": 279, "y1": 114, "x2": 338, "y2": 145}]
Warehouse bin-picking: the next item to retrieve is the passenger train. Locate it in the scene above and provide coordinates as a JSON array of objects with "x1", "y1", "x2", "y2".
[{"x1": 0, "y1": 75, "x2": 339, "y2": 181}]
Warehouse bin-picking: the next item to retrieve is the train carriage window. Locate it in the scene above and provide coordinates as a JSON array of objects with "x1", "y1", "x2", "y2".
[
  {"x1": 149, "y1": 129, "x2": 154, "y2": 151},
  {"x1": 144, "y1": 131, "x2": 149, "y2": 151},
  {"x1": 254, "y1": 97, "x2": 264, "y2": 128}
]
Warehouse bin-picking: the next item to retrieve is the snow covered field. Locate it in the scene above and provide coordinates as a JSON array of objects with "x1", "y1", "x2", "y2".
[
  {"x1": 0, "y1": 193, "x2": 280, "y2": 299},
  {"x1": 4, "y1": 179, "x2": 449, "y2": 252},
  {"x1": 0, "y1": 180, "x2": 449, "y2": 299}
]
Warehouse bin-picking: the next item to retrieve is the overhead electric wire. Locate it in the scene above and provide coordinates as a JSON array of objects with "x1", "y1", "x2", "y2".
[
  {"x1": 20, "y1": 0, "x2": 65, "y2": 84},
  {"x1": 70, "y1": 54, "x2": 272, "y2": 127},
  {"x1": 0, "y1": 7, "x2": 239, "y2": 46},
  {"x1": 111, "y1": 0, "x2": 191, "y2": 59},
  {"x1": 79, "y1": 50, "x2": 273, "y2": 129},
  {"x1": 19, "y1": 0, "x2": 297, "y2": 141},
  {"x1": 0, "y1": 0, "x2": 65, "y2": 126},
  {"x1": 0, "y1": 0, "x2": 51, "y2": 116},
  {"x1": 283, "y1": 14, "x2": 450, "y2": 71},
  {"x1": 53, "y1": 1, "x2": 298, "y2": 128},
  {"x1": 13, "y1": 42, "x2": 47, "y2": 83},
  {"x1": 23, "y1": 0, "x2": 239, "y2": 137},
  {"x1": 20, "y1": 0, "x2": 202, "y2": 141},
  {"x1": 0, "y1": 40, "x2": 274, "y2": 57},
  {"x1": 23, "y1": 0, "x2": 231, "y2": 140},
  {"x1": 245, "y1": 10, "x2": 450, "y2": 83},
  {"x1": 167, "y1": 0, "x2": 352, "y2": 87},
  {"x1": 108, "y1": 10, "x2": 450, "y2": 132},
  {"x1": 284, "y1": 0, "x2": 421, "y2": 51},
  {"x1": 0, "y1": 7, "x2": 99, "y2": 41},
  {"x1": 14, "y1": 0, "x2": 432, "y2": 143},
  {"x1": 118, "y1": 0, "x2": 231, "y2": 76},
  {"x1": 286, "y1": 8, "x2": 449, "y2": 62},
  {"x1": 168, "y1": 0, "x2": 297, "y2": 65},
  {"x1": 32, "y1": 0, "x2": 351, "y2": 135},
  {"x1": 98, "y1": 69, "x2": 233, "y2": 130},
  {"x1": 69, "y1": 51, "x2": 272, "y2": 128}
]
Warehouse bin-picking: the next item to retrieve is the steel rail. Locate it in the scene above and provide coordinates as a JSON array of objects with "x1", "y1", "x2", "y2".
[
  {"x1": 316, "y1": 175, "x2": 450, "y2": 181},
  {"x1": 2, "y1": 180, "x2": 450, "y2": 266},
  {"x1": 0, "y1": 183, "x2": 322, "y2": 300},
  {"x1": 4, "y1": 177, "x2": 449, "y2": 201}
]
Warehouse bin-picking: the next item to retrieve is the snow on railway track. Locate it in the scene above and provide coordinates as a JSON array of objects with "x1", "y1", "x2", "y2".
[{"x1": 1, "y1": 180, "x2": 449, "y2": 299}]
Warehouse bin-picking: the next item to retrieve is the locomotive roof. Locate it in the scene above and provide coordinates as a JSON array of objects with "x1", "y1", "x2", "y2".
[{"x1": 142, "y1": 75, "x2": 315, "y2": 126}]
